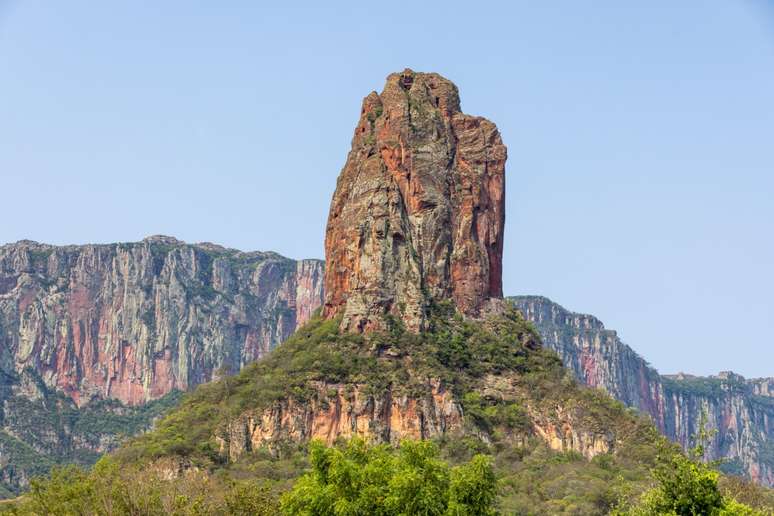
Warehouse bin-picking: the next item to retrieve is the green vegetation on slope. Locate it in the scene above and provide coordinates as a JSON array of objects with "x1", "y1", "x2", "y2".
[
  {"x1": 0, "y1": 431, "x2": 55, "y2": 487},
  {"x1": 615, "y1": 439, "x2": 772, "y2": 515},
  {"x1": 661, "y1": 375, "x2": 748, "y2": 399},
  {"x1": 0, "y1": 379, "x2": 182, "y2": 498},
  {"x1": 70, "y1": 392, "x2": 184, "y2": 441},
  {"x1": 4, "y1": 304, "x2": 772, "y2": 514},
  {"x1": 102, "y1": 304, "x2": 674, "y2": 513}
]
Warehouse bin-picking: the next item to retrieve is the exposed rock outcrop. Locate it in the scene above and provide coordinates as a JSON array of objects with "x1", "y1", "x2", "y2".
[
  {"x1": 0, "y1": 237, "x2": 324, "y2": 407},
  {"x1": 510, "y1": 295, "x2": 774, "y2": 487},
  {"x1": 0, "y1": 237, "x2": 324, "y2": 495},
  {"x1": 479, "y1": 374, "x2": 615, "y2": 460},
  {"x1": 510, "y1": 296, "x2": 664, "y2": 415},
  {"x1": 323, "y1": 69, "x2": 506, "y2": 332},
  {"x1": 217, "y1": 380, "x2": 464, "y2": 462},
  {"x1": 216, "y1": 335, "x2": 622, "y2": 466}
]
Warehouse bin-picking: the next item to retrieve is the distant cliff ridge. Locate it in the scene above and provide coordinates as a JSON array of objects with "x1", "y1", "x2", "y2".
[
  {"x1": 0, "y1": 236, "x2": 324, "y2": 406},
  {"x1": 509, "y1": 295, "x2": 774, "y2": 487},
  {"x1": 0, "y1": 237, "x2": 324, "y2": 495}
]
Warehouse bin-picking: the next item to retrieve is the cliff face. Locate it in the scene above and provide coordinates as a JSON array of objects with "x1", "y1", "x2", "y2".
[
  {"x1": 0, "y1": 236, "x2": 324, "y2": 407},
  {"x1": 510, "y1": 295, "x2": 774, "y2": 487},
  {"x1": 0, "y1": 237, "x2": 324, "y2": 495},
  {"x1": 660, "y1": 372, "x2": 774, "y2": 486},
  {"x1": 509, "y1": 296, "x2": 665, "y2": 418},
  {"x1": 216, "y1": 372, "x2": 619, "y2": 465},
  {"x1": 323, "y1": 69, "x2": 506, "y2": 332},
  {"x1": 216, "y1": 379, "x2": 464, "y2": 462}
]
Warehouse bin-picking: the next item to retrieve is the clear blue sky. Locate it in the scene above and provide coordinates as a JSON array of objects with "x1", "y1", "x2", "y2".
[{"x1": 1, "y1": 2, "x2": 772, "y2": 378}]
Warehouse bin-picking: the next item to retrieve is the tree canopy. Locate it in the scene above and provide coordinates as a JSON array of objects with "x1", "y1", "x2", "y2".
[{"x1": 281, "y1": 438, "x2": 498, "y2": 516}]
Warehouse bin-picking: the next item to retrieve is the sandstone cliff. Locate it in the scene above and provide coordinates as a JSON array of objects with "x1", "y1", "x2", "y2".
[
  {"x1": 510, "y1": 295, "x2": 774, "y2": 487},
  {"x1": 216, "y1": 378, "x2": 464, "y2": 462},
  {"x1": 0, "y1": 236, "x2": 323, "y2": 406},
  {"x1": 0, "y1": 237, "x2": 324, "y2": 495},
  {"x1": 323, "y1": 69, "x2": 506, "y2": 332},
  {"x1": 216, "y1": 370, "x2": 623, "y2": 466}
]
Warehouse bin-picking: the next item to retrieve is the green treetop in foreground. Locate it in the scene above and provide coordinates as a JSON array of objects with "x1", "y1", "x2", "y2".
[
  {"x1": 281, "y1": 438, "x2": 497, "y2": 515},
  {"x1": 616, "y1": 433, "x2": 770, "y2": 516}
]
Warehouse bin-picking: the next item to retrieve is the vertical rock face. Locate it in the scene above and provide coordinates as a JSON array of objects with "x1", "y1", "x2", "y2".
[
  {"x1": 293, "y1": 259, "x2": 325, "y2": 328},
  {"x1": 510, "y1": 295, "x2": 774, "y2": 487},
  {"x1": 0, "y1": 237, "x2": 324, "y2": 496},
  {"x1": 323, "y1": 69, "x2": 506, "y2": 332},
  {"x1": 216, "y1": 380, "x2": 465, "y2": 462},
  {"x1": 0, "y1": 237, "x2": 324, "y2": 407},
  {"x1": 510, "y1": 296, "x2": 665, "y2": 418}
]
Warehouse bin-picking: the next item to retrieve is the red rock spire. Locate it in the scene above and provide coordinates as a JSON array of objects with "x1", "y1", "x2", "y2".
[{"x1": 323, "y1": 69, "x2": 506, "y2": 332}]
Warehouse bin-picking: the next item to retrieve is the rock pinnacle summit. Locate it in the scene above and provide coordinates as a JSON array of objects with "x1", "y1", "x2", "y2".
[{"x1": 323, "y1": 69, "x2": 507, "y2": 332}]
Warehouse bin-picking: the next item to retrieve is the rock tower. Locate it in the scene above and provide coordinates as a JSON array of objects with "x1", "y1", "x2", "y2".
[{"x1": 323, "y1": 69, "x2": 507, "y2": 332}]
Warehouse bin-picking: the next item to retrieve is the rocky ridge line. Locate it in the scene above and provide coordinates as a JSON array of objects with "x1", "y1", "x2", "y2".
[
  {"x1": 0, "y1": 237, "x2": 324, "y2": 496},
  {"x1": 0, "y1": 236, "x2": 323, "y2": 406},
  {"x1": 510, "y1": 295, "x2": 774, "y2": 487}
]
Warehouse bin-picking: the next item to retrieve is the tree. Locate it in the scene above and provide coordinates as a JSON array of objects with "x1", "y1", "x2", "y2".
[
  {"x1": 618, "y1": 415, "x2": 763, "y2": 516},
  {"x1": 22, "y1": 465, "x2": 96, "y2": 516},
  {"x1": 224, "y1": 479, "x2": 280, "y2": 516},
  {"x1": 280, "y1": 438, "x2": 498, "y2": 515}
]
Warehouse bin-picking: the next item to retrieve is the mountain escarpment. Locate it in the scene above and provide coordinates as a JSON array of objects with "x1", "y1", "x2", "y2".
[
  {"x1": 0, "y1": 236, "x2": 323, "y2": 406},
  {"x1": 510, "y1": 295, "x2": 774, "y2": 487},
  {"x1": 0, "y1": 237, "x2": 323, "y2": 495}
]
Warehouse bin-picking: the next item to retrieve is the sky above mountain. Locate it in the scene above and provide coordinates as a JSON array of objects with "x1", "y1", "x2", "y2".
[{"x1": 1, "y1": 1, "x2": 772, "y2": 377}]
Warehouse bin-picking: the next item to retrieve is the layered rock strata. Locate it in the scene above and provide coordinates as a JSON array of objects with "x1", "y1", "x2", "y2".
[
  {"x1": 0, "y1": 237, "x2": 324, "y2": 495},
  {"x1": 510, "y1": 295, "x2": 774, "y2": 487},
  {"x1": 217, "y1": 373, "x2": 620, "y2": 464},
  {"x1": 0, "y1": 236, "x2": 324, "y2": 407},
  {"x1": 323, "y1": 69, "x2": 506, "y2": 332}
]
